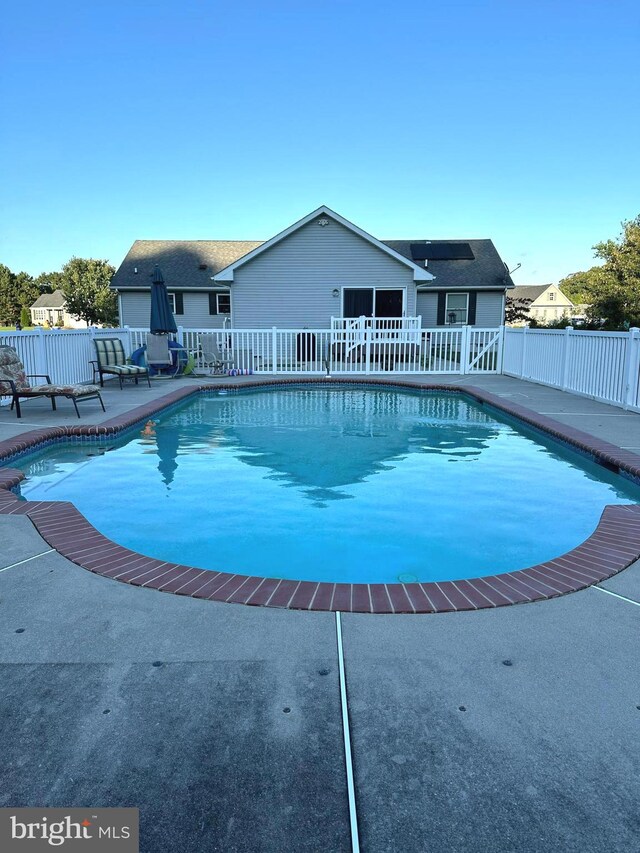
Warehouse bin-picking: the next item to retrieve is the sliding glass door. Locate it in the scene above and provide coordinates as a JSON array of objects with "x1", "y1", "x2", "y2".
[{"x1": 342, "y1": 288, "x2": 404, "y2": 318}]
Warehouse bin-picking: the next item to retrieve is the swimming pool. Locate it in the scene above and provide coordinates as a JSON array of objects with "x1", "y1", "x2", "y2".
[{"x1": 11, "y1": 387, "x2": 640, "y2": 585}]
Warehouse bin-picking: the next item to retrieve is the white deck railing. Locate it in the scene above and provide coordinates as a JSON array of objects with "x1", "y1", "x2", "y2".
[
  {"x1": 503, "y1": 326, "x2": 640, "y2": 411},
  {"x1": 169, "y1": 325, "x2": 502, "y2": 376},
  {"x1": 330, "y1": 316, "x2": 422, "y2": 332}
]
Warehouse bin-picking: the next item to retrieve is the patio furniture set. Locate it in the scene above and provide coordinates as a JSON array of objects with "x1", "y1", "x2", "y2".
[{"x1": 0, "y1": 336, "x2": 236, "y2": 419}]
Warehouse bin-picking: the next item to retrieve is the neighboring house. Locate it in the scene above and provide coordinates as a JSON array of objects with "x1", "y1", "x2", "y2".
[
  {"x1": 507, "y1": 284, "x2": 578, "y2": 325},
  {"x1": 29, "y1": 290, "x2": 87, "y2": 328},
  {"x1": 111, "y1": 206, "x2": 515, "y2": 329}
]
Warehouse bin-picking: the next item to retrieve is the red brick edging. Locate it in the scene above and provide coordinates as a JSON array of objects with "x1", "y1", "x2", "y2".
[{"x1": 2, "y1": 378, "x2": 640, "y2": 613}]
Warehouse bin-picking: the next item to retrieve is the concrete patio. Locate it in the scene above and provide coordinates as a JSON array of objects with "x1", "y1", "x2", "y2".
[{"x1": 1, "y1": 375, "x2": 639, "y2": 852}]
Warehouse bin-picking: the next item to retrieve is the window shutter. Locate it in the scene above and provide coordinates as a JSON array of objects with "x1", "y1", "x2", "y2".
[
  {"x1": 436, "y1": 292, "x2": 446, "y2": 325},
  {"x1": 174, "y1": 293, "x2": 184, "y2": 315},
  {"x1": 468, "y1": 292, "x2": 477, "y2": 325},
  {"x1": 208, "y1": 293, "x2": 218, "y2": 315}
]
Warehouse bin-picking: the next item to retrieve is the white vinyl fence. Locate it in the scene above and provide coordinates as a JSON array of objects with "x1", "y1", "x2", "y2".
[
  {"x1": 1, "y1": 324, "x2": 503, "y2": 399},
  {"x1": 4, "y1": 324, "x2": 640, "y2": 412},
  {"x1": 503, "y1": 326, "x2": 640, "y2": 411},
  {"x1": 0, "y1": 327, "x2": 130, "y2": 387}
]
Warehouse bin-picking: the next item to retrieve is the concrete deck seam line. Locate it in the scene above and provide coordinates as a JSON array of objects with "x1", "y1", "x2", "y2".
[
  {"x1": 336, "y1": 611, "x2": 360, "y2": 853},
  {"x1": 591, "y1": 585, "x2": 640, "y2": 607},
  {"x1": 0, "y1": 549, "x2": 55, "y2": 573}
]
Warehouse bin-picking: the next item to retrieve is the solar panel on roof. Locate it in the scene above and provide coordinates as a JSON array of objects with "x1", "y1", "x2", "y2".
[
  {"x1": 409, "y1": 243, "x2": 432, "y2": 260},
  {"x1": 410, "y1": 243, "x2": 475, "y2": 261}
]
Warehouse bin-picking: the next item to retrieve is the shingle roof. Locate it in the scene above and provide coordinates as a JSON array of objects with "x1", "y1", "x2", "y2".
[
  {"x1": 111, "y1": 240, "x2": 264, "y2": 290},
  {"x1": 111, "y1": 236, "x2": 513, "y2": 291},
  {"x1": 30, "y1": 289, "x2": 66, "y2": 308},
  {"x1": 507, "y1": 285, "x2": 552, "y2": 302},
  {"x1": 383, "y1": 240, "x2": 514, "y2": 290}
]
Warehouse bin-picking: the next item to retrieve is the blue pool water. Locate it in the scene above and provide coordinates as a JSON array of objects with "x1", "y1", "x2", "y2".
[{"x1": 11, "y1": 388, "x2": 640, "y2": 583}]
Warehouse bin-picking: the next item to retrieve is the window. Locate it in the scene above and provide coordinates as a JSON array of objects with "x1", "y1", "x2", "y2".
[
  {"x1": 549, "y1": 292, "x2": 556, "y2": 301},
  {"x1": 216, "y1": 293, "x2": 231, "y2": 314},
  {"x1": 445, "y1": 292, "x2": 468, "y2": 324},
  {"x1": 208, "y1": 292, "x2": 231, "y2": 315},
  {"x1": 165, "y1": 293, "x2": 184, "y2": 315}
]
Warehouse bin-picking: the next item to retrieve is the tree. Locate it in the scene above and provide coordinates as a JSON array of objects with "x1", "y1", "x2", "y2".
[
  {"x1": 557, "y1": 267, "x2": 604, "y2": 305},
  {"x1": 14, "y1": 271, "x2": 38, "y2": 318},
  {"x1": 61, "y1": 257, "x2": 117, "y2": 326},
  {"x1": 0, "y1": 264, "x2": 17, "y2": 324},
  {"x1": 20, "y1": 306, "x2": 31, "y2": 327},
  {"x1": 0, "y1": 269, "x2": 35, "y2": 324},
  {"x1": 33, "y1": 271, "x2": 63, "y2": 293},
  {"x1": 560, "y1": 217, "x2": 640, "y2": 329},
  {"x1": 505, "y1": 297, "x2": 532, "y2": 325},
  {"x1": 0, "y1": 265, "x2": 48, "y2": 325},
  {"x1": 588, "y1": 216, "x2": 640, "y2": 327}
]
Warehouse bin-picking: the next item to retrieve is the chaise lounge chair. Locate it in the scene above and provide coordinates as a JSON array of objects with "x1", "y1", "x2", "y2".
[
  {"x1": 0, "y1": 344, "x2": 105, "y2": 419},
  {"x1": 93, "y1": 338, "x2": 150, "y2": 389}
]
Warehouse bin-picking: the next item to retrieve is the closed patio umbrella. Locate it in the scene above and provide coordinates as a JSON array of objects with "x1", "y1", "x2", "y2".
[{"x1": 149, "y1": 265, "x2": 177, "y2": 334}]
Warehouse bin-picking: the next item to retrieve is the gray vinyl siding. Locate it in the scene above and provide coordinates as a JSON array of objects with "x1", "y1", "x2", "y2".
[
  {"x1": 231, "y1": 215, "x2": 417, "y2": 329},
  {"x1": 416, "y1": 290, "x2": 505, "y2": 327},
  {"x1": 118, "y1": 291, "x2": 226, "y2": 329},
  {"x1": 475, "y1": 291, "x2": 504, "y2": 326},
  {"x1": 416, "y1": 292, "x2": 438, "y2": 327}
]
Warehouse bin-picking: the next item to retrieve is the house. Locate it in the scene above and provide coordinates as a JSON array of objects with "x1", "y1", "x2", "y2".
[
  {"x1": 507, "y1": 284, "x2": 578, "y2": 325},
  {"x1": 111, "y1": 206, "x2": 514, "y2": 329},
  {"x1": 29, "y1": 290, "x2": 87, "y2": 328}
]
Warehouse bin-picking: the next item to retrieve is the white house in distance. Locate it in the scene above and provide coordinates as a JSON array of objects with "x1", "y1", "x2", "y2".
[
  {"x1": 111, "y1": 206, "x2": 515, "y2": 329},
  {"x1": 29, "y1": 290, "x2": 87, "y2": 328},
  {"x1": 507, "y1": 284, "x2": 579, "y2": 325}
]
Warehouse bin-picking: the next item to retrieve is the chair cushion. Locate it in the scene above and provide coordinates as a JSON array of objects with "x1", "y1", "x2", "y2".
[
  {"x1": 94, "y1": 338, "x2": 127, "y2": 366},
  {"x1": 101, "y1": 364, "x2": 147, "y2": 375},
  {"x1": 0, "y1": 345, "x2": 29, "y2": 393},
  {"x1": 29, "y1": 384, "x2": 101, "y2": 397}
]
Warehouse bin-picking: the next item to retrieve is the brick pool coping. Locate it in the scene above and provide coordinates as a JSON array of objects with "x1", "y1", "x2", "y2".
[{"x1": 2, "y1": 377, "x2": 640, "y2": 613}]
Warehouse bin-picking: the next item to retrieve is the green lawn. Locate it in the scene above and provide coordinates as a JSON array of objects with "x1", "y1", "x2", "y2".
[{"x1": 0, "y1": 326, "x2": 36, "y2": 331}]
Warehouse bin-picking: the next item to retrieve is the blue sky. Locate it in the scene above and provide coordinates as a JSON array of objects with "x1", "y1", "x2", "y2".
[{"x1": 1, "y1": 0, "x2": 638, "y2": 284}]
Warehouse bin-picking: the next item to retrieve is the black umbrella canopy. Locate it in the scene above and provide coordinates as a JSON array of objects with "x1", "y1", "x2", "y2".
[{"x1": 149, "y1": 265, "x2": 177, "y2": 334}]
